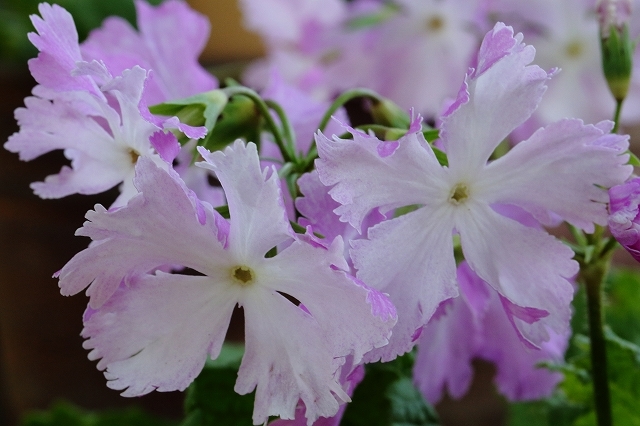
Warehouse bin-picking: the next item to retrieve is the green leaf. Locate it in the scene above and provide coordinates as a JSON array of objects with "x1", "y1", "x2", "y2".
[
  {"x1": 20, "y1": 400, "x2": 176, "y2": 426},
  {"x1": 605, "y1": 268, "x2": 640, "y2": 346},
  {"x1": 341, "y1": 352, "x2": 440, "y2": 426},
  {"x1": 181, "y1": 344, "x2": 255, "y2": 426}
]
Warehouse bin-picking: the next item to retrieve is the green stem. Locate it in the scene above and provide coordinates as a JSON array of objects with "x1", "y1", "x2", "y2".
[
  {"x1": 222, "y1": 86, "x2": 295, "y2": 163},
  {"x1": 305, "y1": 88, "x2": 385, "y2": 167},
  {"x1": 581, "y1": 257, "x2": 613, "y2": 426},
  {"x1": 265, "y1": 99, "x2": 296, "y2": 158},
  {"x1": 612, "y1": 99, "x2": 624, "y2": 133}
]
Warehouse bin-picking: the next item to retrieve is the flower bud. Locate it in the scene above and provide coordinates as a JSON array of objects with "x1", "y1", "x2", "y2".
[{"x1": 597, "y1": 0, "x2": 634, "y2": 101}]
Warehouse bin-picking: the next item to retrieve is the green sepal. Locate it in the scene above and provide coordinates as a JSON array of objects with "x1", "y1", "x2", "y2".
[
  {"x1": 341, "y1": 352, "x2": 440, "y2": 426},
  {"x1": 214, "y1": 205, "x2": 230, "y2": 219},
  {"x1": 370, "y1": 98, "x2": 412, "y2": 129},
  {"x1": 202, "y1": 95, "x2": 262, "y2": 151},
  {"x1": 626, "y1": 149, "x2": 640, "y2": 166},
  {"x1": 149, "y1": 90, "x2": 228, "y2": 131},
  {"x1": 601, "y1": 24, "x2": 634, "y2": 102},
  {"x1": 422, "y1": 129, "x2": 440, "y2": 143},
  {"x1": 432, "y1": 146, "x2": 448, "y2": 167},
  {"x1": 181, "y1": 344, "x2": 256, "y2": 426}
]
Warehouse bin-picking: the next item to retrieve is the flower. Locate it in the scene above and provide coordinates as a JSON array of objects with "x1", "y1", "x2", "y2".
[
  {"x1": 315, "y1": 22, "x2": 632, "y2": 361},
  {"x1": 4, "y1": 3, "x2": 205, "y2": 207},
  {"x1": 58, "y1": 141, "x2": 396, "y2": 425},
  {"x1": 608, "y1": 177, "x2": 640, "y2": 261}
]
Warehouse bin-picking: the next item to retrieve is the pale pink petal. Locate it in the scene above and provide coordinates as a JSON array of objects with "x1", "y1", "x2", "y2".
[
  {"x1": 480, "y1": 287, "x2": 566, "y2": 401},
  {"x1": 197, "y1": 142, "x2": 293, "y2": 259},
  {"x1": 81, "y1": 0, "x2": 217, "y2": 104},
  {"x1": 236, "y1": 289, "x2": 349, "y2": 425},
  {"x1": 457, "y1": 202, "x2": 576, "y2": 345},
  {"x1": 353, "y1": 206, "x2": 458, "y2": 362},
  {"x1": 27, "y1": 3, "x2": 101, "y2": 96},
  {"x1": 296, "y1": 170, "x2": 384, "y2": 265},
  {"x1": 269, "y1": 362, "x2": 364, "y2": 426},
  {"x1": 413, "y1": 262, "x2": 490, "y2": 403},
  {"x1": 441, "y1": 23, "x2": 550, "y2": 174},
  {"x1": 6, "y1": 94, "x2": 121, "y2": 161},
  {"x1": 57, "y1": 157, "x2": 229, "y2": 308},
  {"x1": 479, "y1": 119, "x2": 632, "y2": 232},
  {"x1": 82, "y1": 272, "x2": 239, "y2": 396},
  {"x1": 262, "y1": 237, "x2": 396, "y2": 364},
  {"x1": 608, "y1": 177, "x2": 640, "y2": 261},
  {"x1": 315, "y1": 127, "x2": 448, "y2": 232}
]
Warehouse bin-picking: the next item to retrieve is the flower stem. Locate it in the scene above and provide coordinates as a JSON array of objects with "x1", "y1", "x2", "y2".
[
  {"x1": 580, "y1": 255, "x2": 613, "y2": 426},
  {"x1": 612, "y1": 98, "x2": 624, "y2": 133},
  {"x1": 304, "y1": 88, "x2": 385, "y2": 168},
  {"x1": 222, "y1": 86, "x2": 296, "y2": 163}
]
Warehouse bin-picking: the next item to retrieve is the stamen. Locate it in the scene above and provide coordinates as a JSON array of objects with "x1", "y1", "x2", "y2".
[
  {"x1": 449, "y1": 183, "x2": 470, "y2": 204},
  {"x1": 232, "y1": 266, "x2": 254, "y2": 285},
  {"x1": 128, "y1": 148, "x2": 140, "y2": 164}
]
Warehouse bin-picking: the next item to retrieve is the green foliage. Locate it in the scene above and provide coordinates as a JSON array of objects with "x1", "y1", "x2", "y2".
[
  {"x1": 509, "y1": 267, "x2": 640, "y2": 425},
  {"x1": 180, "y1": 344, "x2": 255, "y2": 426},
  {"x1": 508, "y1": 329, "x2": 640, "y2": 426},
  {"x1": 605, "y1": 268, "x2": 640, "y2": 346},
  {"x1": 20, "y1": 401, "x2": 176, "y2": 426},
  {"x1": 341, "y1": 352, "x2": 440, "y2": 426}
]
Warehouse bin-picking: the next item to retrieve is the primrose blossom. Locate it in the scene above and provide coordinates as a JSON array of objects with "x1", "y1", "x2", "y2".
[
  {"x1": 4, "y1": 3, "x2": 206, "y2": 207},
  {"x1": 57, "y1": 141, "x2": 396, "y2": 425},
  {"x1": 315, "y1": 22, "x2": 632, "y2": 362}
]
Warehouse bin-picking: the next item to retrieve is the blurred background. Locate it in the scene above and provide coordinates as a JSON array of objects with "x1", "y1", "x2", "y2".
[{"x1": 1, "y1": 1, "x2": 638, "y2": 425}]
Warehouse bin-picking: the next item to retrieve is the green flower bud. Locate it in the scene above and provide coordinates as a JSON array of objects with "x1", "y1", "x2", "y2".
[{"x1": 598, "y1": 0, "x2": 634, "y2": 102}]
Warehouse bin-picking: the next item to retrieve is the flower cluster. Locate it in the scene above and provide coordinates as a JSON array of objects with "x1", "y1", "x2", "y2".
[{"x1": 4, "y1": 1, "x2": 639, "y2": 425}]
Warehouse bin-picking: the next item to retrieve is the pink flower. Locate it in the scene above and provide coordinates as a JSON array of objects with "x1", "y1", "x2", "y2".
[
  {"x1": 315, "y1": 23, "x2": 632, "y2": 362},
  {"x1": 4, "y1": 3, "x2": 206, "y2": 207},
  {"x1": 58, "y1": 141, "x2": 396, "y2": 425},
  {"x1": 608, "y1": 177, "x2": 640, "y2": 261}
]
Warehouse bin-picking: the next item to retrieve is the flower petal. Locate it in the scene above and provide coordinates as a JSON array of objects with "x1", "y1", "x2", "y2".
[
  {"x1": 57, "y1": 157, "x2": 229, "y2": 308},
  {"x1": 315, "y1": 126, "x2": 447, "y2": 232},
  {"x1": 441, "y1": 23, "x2": 550, "y2": 175},
  {"x1": 480, "y1": 119, "x2": 632, "y2": 232},
  {"x1": 197, "y1": 141, "x2": 293, "y2": 260},
  {"x1": 262, "y1": 237, "x2": 396, "y2": 364},
  {"x1": 457, "y1": 202, "x2": 576, "y2": 345},
  {"x1": 236, "y1": 289, "x2": 349, "y2": 425},
  {"x1": 352, "y1": 206, "x2": 458, "y2": 361},
  {"x1": 82, "y1": 272, "x2": 238, "y2": 396},
  {"x1": 27, "y1": 3, "x2": 101, "y2": 96}
]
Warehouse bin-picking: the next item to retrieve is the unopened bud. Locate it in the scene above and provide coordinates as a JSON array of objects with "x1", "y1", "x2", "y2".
[{"x1": 597, "y1": 0, "x2": 634, "y2": 101}]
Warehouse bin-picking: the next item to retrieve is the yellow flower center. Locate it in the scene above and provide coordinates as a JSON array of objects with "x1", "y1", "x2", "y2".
[
  {"x1": 231, "y1": 266, "x2": 255, "y2": 285},
  {"x1": 449, "y1": 183, "x2": 470, "y2": 204},
  {"x1": 426, "y1": 15, "x2": 445, "y2": 32}
]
